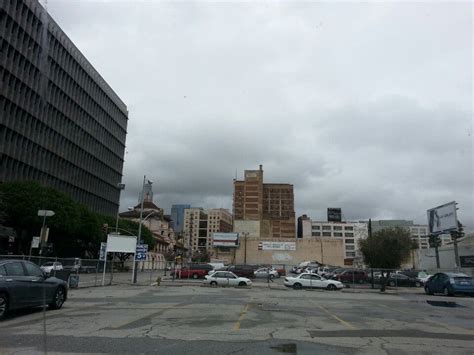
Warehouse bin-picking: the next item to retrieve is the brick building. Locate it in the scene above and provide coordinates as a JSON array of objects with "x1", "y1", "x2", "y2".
[{"x1": 233, "y1": 165, "x2": 295, "y2": 238}]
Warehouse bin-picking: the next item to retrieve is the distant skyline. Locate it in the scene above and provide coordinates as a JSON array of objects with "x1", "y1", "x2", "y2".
[{"x1": 46, "y1": 1, "x2": 473, "y2": 230}]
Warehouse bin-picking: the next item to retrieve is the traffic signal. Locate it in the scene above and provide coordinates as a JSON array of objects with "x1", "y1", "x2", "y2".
[{"x1": 428, "y1": 234, "x2": 441, "y2": 248}]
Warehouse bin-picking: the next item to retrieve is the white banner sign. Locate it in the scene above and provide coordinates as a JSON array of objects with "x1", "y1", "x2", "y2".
[
  {"x1": 213, "y1": 233, "x2": 239, "y2": 247},
  {"x1": 31, "y1": 237, "x2": 40, "y2": 248},
  {"x1": 260, "y1": 242, "x2": 296, "y2": 251},
  {"x1": 427, "y1": 201, "x2": 457, "y2": 235},
  {"x1": 106, "y1": 234, "x2": 137, "y2": 253}
]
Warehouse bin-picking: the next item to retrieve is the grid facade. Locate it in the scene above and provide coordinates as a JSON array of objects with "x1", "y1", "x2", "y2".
[
  {"x1": 0, "y1": 0, "x2": 128, "y2": 215},
  {"x1": 233, "y1": 165, "x2": 296, "y2": 238}
]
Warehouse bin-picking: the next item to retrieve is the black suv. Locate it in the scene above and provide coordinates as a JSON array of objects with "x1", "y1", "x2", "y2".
[{"x1": 225, "y1": 265, "x2": 256, "y2": 278}]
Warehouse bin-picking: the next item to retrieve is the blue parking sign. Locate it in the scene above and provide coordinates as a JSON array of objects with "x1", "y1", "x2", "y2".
[{"x1": 135, "y1": 244, "x2": 148, "y2": 261}]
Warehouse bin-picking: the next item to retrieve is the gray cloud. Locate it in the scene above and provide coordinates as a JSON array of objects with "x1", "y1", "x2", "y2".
[{"x1": 46, "y1": 1, "x2": 473, "y2": 230}]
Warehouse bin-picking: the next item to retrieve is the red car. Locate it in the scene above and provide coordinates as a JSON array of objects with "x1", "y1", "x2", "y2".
[
  {"x1": 333, "y1": 270, "x2": 368, "y2": 283},
  {"x1": 171, "y1": 263, "x2": 213, "y2": 279}
]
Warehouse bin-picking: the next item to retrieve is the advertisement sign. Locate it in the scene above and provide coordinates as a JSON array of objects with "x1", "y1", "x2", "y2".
[
  {"x1": 427, "y1": 201, "x2": 458, "y2": 235},
  {"x1": 31, "y1": 237, "x2": 40, "y2": 249},
  {"x1": 259, "y1": 241, "x2": 296, "y2": 251},
  {"x1": 106, "y1": 234, "x2": 137, "y2": 253},
  {"x1": 327, "y1": 208, "x2": 342, "y2": 222},
  {"x1": 135, "y1": 244, "x2": 148, "y2": 261},
  {"x1": 99, "y1": 242, "x2": 107, "y2": 261},
  {"x1": 212, "y1": 233, "x2": 239, "y2": 247},
  {"x1": 460, "y1": 255, "x2": 474, "y2": 268}
]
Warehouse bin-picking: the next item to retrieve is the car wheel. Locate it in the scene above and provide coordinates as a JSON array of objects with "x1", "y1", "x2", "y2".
[
  {"x1": 210, "y1": 281, "x2": 217, "y2": 287},
  {"x1": 192, "y1": 273, "x2": 199, "y2": 279},
  {"x1": 415, "y1": 281, "x2": 421, "y2": 287},
  {"x1": 0, "y1": 293, "x2": 8, "y2": 320},
  {"x1": 443, "y1": 287, "x2": 453, "y2": 297},
  {"x1": 388, "y1": 281, "x2": 396, "y2": 287},
  {"x1": 327, "y1": 284, "x2": 337, "y2": 291},
  {"x1": 293, "y1": 283, "x2": 302, "y2": 290},
  {"x1": 238, "y1": 281, "x2": 246, "y2": 287},
  {"x1": 49, "y1": 287, "x2": 65, "y2": 310},
  {"x1": 424, "y1": 286, "x2": 433, "y2": 295}
]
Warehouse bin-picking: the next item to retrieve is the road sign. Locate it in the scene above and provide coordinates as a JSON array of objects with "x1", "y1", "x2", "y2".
[
  {"x1": 99, "y1": 242, "x2": 107, "y2": 261},
  {"x1": 38, "y1": 210, "x2": 55, "y2": 217},
  {"x1": 31, "y1": 237, "x2": 40, "y2": 248},
  {"x1": 135, "y1": 244, "x2": 148, "y2": 261}
]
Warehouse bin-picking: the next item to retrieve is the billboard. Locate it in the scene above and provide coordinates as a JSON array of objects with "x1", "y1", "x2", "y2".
[
  {"x1": 328, "y1": 208, "x2": 342, "y2": 222},
  {"x1": 106, "y1": 234, "x2": 137, "y2": 253},
  {"x1": 427, "y1": 201, "x2": 457, "y2": 235},
  {"x1": 213, "y1": 233, "x2": 239, "y2": 247},
  {"x1": 258, "y1": 241, "x2": 296, "y2": 251}
]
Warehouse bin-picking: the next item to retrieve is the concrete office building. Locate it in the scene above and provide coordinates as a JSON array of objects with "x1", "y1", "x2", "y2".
[
  {"x1": 183, "y1": 208, "x2": 233, "y2": 253},
  {"x1": 233, "y1": 165, "x2": 296, "y2": 238},
  {"x1": 301, "y1": 218, "x2": 368, "y2": 264},
  {"x1": 1, "y1": 0, "x2": 128, "y2": 215},
  {"x1": 170, "y1": 204, "x2": 191, "y2": 234}
]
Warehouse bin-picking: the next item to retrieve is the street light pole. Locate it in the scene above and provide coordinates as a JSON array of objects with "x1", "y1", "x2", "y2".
[{"x1": 133, "y1": 175, "x2": 146, "y2": 284}]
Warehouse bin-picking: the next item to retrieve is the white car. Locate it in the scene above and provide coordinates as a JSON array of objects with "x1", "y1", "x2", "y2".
[
  {"x1": 204, "y1": 271, "x2": 252, "y2": 287},
  {"x1": 284, "y1": 273, "x2": 344, "y2": 290},
  {"x1": 254, "y1": 267, "x2": 279, "y2": 279},
  {"x1": 40, "y1": 262, "x2": 63, "y2": 274}
]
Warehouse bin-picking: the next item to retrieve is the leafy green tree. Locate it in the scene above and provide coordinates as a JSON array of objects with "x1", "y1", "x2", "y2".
[{"x1": 360, "y1": 227, "x2": 412, "y2": 291}]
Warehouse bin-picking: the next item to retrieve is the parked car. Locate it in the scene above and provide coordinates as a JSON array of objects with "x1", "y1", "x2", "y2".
[
  {"x1": 325, "y1": 268, "x2": 346, "y2": 280},
  {"x1": 171, "y1": 263, "x2": 214, "y2": 279},
  {"x1": 397, "y1": 270, "x2": 430, "y2": 286},
  {"x1": 386, "y1": 273, "x2": 418, "y2": 287},
  {"x1": 332, "y1": 270, "x2": 368, "y2": 284},
  {"x1": 223, "y1": 265, "x2": 256, "y2": 278},
  {"x1": 0, "y1": 260, "x2": 68, "y2": 320},
  {"x1": 272, "y1": 265, "x2": 286, "y2": 277},
  {"x1": 284, "y1": 273, "x2": 343, "y2": 290},
  {"x1": 40, "y1": 262, "x2": 63, "y2": 275},
  {"x1": 290, "y1": 266, "x2": 304, "y2": 274},
  {"x1": 204, "y1": 271, "x2": 252, "y2": 287},
  {"x1": 254, "y1": 267, "x2": 279, "y2": 279},
  {"x1": 424, "y1": 272, "x2": 474, "y2": 296}
]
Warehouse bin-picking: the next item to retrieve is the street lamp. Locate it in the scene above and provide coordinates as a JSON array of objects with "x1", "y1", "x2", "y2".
[{"x1": 133, "y1": 175, "x2": 153, "y2": 284}]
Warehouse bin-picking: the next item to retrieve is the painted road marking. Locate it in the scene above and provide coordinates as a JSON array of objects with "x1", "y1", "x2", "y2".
[
  {"x1": 318, "y1": 305, "x2": 358, "y2": 330},
  {"x1": 233, "y1": 304, "x2": 250, "y2": 330}
]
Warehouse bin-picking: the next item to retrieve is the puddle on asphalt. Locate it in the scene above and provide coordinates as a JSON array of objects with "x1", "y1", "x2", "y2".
[
  {"x1": 426, "y1": 300, "x2": 462, "y2": 308},
  {"x1": 270, "y1": 343, "x2": 297, "y2": 354}
]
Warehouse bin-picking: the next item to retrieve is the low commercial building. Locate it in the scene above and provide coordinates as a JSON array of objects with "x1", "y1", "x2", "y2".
[{"x1": 232, "y1": 237, "x2": 344, "y2": 267}]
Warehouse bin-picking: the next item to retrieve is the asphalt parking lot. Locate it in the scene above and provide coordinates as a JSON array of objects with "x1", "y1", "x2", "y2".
[{"x1": 0, "y1": 284, "x2": 473, "y2": 354}]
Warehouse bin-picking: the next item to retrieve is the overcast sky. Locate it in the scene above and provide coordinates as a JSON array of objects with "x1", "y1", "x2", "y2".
[{"x1": 46, "y1": 1, "x2": 473, "y2": 230}]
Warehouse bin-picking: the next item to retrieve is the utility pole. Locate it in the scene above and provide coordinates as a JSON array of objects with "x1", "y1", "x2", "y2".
[
  {"x1": 244, "y1": 232, "x2": 247, "y2": 264},
  {"x1": 429, "y1": 234, "x2": 441, "y2": 268}
]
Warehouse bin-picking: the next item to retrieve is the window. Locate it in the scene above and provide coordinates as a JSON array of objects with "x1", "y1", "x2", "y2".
[
  {"x1": 344, "y1": 226, "x2": 353, "y2": 231},
  {"x1": 24, "y1": 262, "x2": 43, "y2": 277},
  {"x1": 5, "y1": 262, "x2": 25, "y2": 276},
  {"x1": 300, "y1": 274, "x2": 311, "y2": 279},
  {"x1": 312, "y1": 232, "x2": 321, "y2": 236},
  {"x1": 322, "y1": 232, "x2": 331, "y2": 237},
  {"x1": 334, "y1": 232, "x2": 343, "y2": 237},
  {"x1": 322, "y1": 226, "x2": 331, "y2": 230},
  {"x1": 311, "y1": 275, "x2": 321, "y2": 280},
  {"x1": 345, "y1": 245, "x2": 355, "y2": 250},
  {"x1": 345, "y1": 233, "x2": 354, "y2": 237},
  {"x1": 345, "y1": 239, "x2": 355, "y2": 244},
  {"x1": 333, "y1": 226, "x2": 342, "y2": 230},
  {"x1": 346, "y1": 252, "x2": 356, "y2": 257},
  {"x1": 312, "y1": 225, "x2": 320, "y2": 230}
]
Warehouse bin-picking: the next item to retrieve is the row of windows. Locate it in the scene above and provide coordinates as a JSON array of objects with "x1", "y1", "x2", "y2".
[
  {"x1": 312, "y1": 225, "x2": 354, "y2": 231},
  {"x1": 2, "y1": 127, "x2": 119, "y2": 202},
  {"x1": 0, "y1": 155, "x2": 118, "y2": 215},
  {"x1": 3, "y1": 2, "x2": 128, "y2": 132},
  {"x1": 312, "y1": 232, "x2": 355, "y2": 237},
  {"x1": 1, "y1": 56, "x2": 125, "y2": 169},
  {"x1": 1, "y1": 98, "x2": 122, "y2": 187}
]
